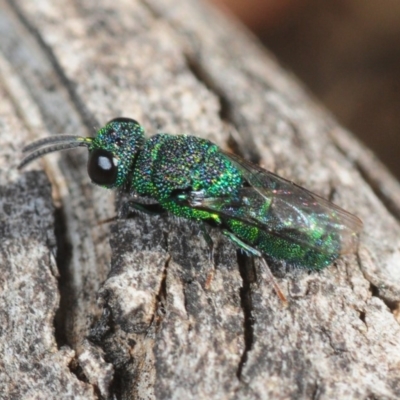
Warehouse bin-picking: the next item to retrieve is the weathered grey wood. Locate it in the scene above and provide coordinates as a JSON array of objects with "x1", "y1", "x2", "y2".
[
  {"x1": 0, "y1": 85, "x2": 96, "y2": 398},
  {"x1": 0, "y1": 0, "x2": 399, "y2": 399}
]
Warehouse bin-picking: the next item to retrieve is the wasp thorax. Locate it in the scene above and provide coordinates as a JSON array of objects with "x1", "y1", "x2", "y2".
[{"x1": 88, "y1": 117, "x2": 145, "y2": 188}]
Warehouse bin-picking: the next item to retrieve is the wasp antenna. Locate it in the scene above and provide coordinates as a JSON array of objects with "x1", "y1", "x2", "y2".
[
  {"x1": 22, "y1": 135, "x2": 89, "y2": 153},
  {"x1": 19, "y1": 136, "x2": 91, "y2": 169}
]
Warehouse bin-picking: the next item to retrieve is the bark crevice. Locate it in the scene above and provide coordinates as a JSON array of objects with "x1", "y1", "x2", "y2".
[{"x1": 236, "y1": 252, "x2": 256, "y2": 380}]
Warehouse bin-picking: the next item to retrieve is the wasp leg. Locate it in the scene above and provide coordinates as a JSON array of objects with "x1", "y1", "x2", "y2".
[
  {"x1": 99, "y1": 201, "x2": 165, "y2": 225},
  {"x1": 121, "y1": 201, "x2": 166, "y2": 218},
  {"x1": 222, "y1": 229, "x2": 288, "y2": 304},
  {"x1": 198, "y1": 222, "x2": 215, "y2": 290},
  {"x1": 222, "y1": 229, "x2": 262, "y2": 257},
  {"x1": 199, "y1": 222, "x2": 214, "y2": 262}
]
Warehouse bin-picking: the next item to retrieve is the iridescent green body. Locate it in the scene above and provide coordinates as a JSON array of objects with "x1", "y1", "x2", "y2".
[
  {"x1": 20, "y1": 118, "x2": 362, "y2": 271},
  {"x1": 128, "y1": 134, "x2": 335, "y2": 269},
  {"x1": 133, "y1": 134, "x2": 242, "y2": 219}
]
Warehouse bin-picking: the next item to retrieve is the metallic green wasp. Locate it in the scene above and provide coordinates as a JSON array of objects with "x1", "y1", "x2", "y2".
[{"x1": 19, "y1": 118, "x2": 363, "y2": 300}]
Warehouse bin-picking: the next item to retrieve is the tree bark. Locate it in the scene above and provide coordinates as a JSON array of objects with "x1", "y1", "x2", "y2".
[{"x1": 0, "y1": 0, "x2": 400, "y2": 399}]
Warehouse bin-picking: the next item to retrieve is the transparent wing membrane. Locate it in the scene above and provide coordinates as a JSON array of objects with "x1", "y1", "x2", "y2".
[{"x1": 188, "y1": 152, "x2": 362, "y2": 257}]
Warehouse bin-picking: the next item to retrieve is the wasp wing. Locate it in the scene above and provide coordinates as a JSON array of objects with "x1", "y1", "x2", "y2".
[{"x1": 187, "y1": 152, "x2": 362, "y2": 256}]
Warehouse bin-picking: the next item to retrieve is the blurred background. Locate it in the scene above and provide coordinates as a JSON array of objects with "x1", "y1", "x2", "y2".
[{"x1": 210, "y1": 0, "x2": 400, "y2": 180}]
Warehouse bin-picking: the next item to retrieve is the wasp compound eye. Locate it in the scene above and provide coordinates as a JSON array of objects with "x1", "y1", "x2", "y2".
[{"x1": 88, "y1": 149, "x2": 118, "y2": 186}]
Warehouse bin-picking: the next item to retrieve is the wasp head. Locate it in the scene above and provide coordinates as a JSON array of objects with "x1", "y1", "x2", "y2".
[
  {"x1": 19, "y1": 117, "x2": 145, "y2": 189},
  {"x1": 88, "y1": 118, "x2": 145, "y2": 188}
]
